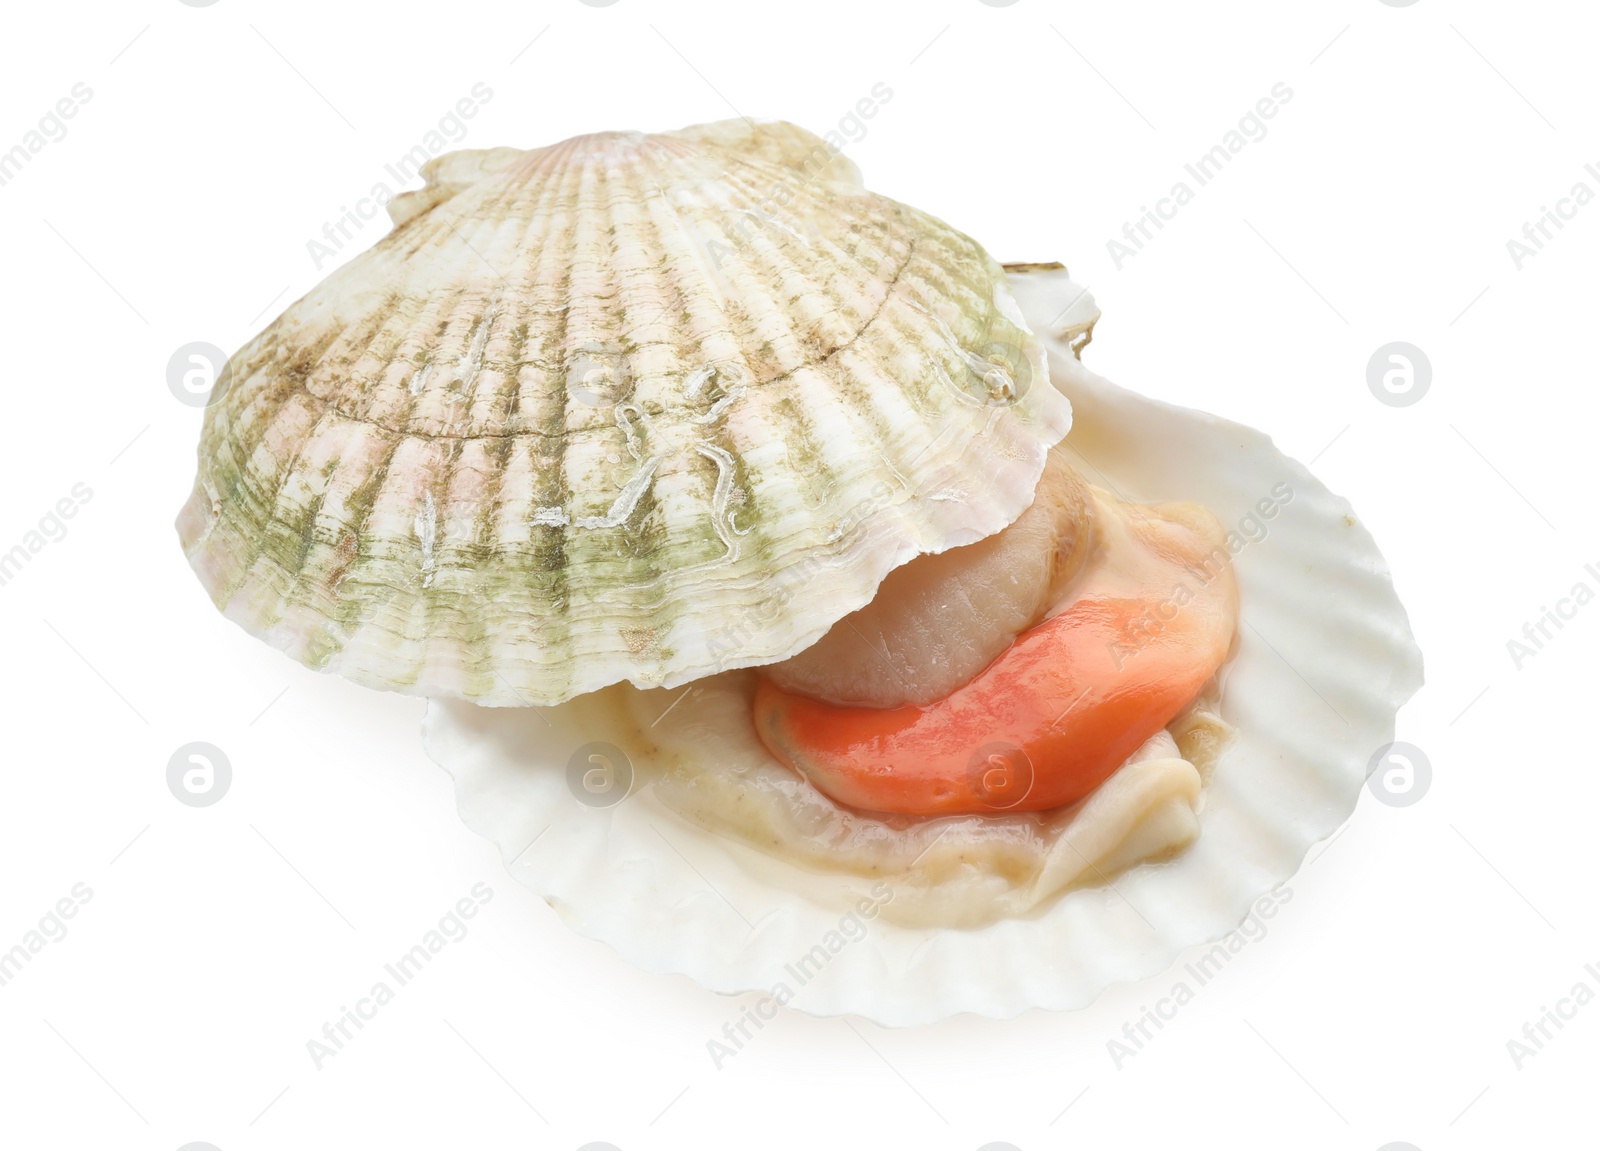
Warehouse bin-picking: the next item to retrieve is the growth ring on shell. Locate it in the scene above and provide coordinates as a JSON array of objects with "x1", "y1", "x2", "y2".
[{"x1": 176, "y1": 119, "x2": 1071, "y2": 705}]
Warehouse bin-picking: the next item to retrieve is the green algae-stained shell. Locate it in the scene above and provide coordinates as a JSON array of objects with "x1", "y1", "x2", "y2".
[{"x1": 177, "y1": 119, "x2": 1072, "y2": 706}]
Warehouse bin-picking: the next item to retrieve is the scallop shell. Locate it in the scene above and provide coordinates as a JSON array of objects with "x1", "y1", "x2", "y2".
[
  {"x1": 421, "y1": 267, "x2": 1424, "y2": 1024},
  {"x1": 175, "y1": 120, "x2": 1070, "y2": 705}
]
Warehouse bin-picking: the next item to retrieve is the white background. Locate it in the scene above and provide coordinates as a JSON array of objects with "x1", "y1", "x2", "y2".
[{"x1": 0, "y1": 1, "x2": 1592, "y2": 1148}]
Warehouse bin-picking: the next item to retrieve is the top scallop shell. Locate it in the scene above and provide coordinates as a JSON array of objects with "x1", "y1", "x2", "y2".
[{"x1": 177, "y1": 119, "x2": 1072, "y2": 705}]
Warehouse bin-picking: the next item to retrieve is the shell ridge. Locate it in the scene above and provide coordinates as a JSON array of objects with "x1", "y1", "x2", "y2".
[
  {"x1": 207, "y1": 379, "x2": 330, "y2": 618},
  {"x1": 239, "y1": 208, "x2": 927, "y2": 449},
  {"x1": 183, "y1": 124, "x2": 1071, "y2": 704}
]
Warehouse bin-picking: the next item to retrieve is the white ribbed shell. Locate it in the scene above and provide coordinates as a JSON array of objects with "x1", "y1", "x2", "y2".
[
  {"x1": 177, "y1": 120, "x2": 1071, "y2": 705},
  {"x1": 422, "y1": 267, "x2": 1426, "y2": 1022}
]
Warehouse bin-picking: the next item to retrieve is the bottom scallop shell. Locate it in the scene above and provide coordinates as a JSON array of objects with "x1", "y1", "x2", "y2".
[{"x1": 421, "y1": 269, "x2": 1423, "y2": 1024}]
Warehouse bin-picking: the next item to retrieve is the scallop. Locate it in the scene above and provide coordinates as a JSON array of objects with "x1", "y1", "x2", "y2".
[
  {"x1": 423, "y1": 265, "x2": 1423, "y2": 1022},
  {"x1": 174, "y1": 116, "x2": 1424, "y2": 1022},
  {"x1": 176, "y1": 120, "x2": 1071, "y2": 706}
]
